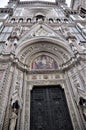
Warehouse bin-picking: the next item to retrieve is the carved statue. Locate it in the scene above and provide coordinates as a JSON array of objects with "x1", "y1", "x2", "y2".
[
  {"x1": 9, "y1": 88, "x2": 22, "y2": 130},
  {"x1": 9, "y1": 109, "x2": 17, "y2": 130}
]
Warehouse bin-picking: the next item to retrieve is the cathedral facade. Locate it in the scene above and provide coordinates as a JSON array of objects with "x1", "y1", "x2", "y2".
[{"x1": 0, "y1": 0, "x2": 86, "y2": 130}]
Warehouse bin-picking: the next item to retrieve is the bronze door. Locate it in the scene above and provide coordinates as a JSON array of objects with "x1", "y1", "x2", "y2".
[{"x1": 30, "y1": 86, "x2": 73, "y2": 130}]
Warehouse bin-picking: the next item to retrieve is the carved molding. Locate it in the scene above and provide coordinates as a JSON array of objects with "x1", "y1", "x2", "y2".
[{"x1": 24, "y1": 78, "x2": 82, "y2": 130}]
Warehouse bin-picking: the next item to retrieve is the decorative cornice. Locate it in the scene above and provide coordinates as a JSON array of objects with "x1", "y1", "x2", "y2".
[
  {"x1": 18, "y1": 1, "x2": 56, "y2": 6},
  {"x1": 27, "y1": 69, "x2": 63, "y2": 74}
]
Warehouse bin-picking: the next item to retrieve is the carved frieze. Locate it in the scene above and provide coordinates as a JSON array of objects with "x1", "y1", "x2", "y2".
[
  {"x1": 19, "y1": 42, "x2": 70, "y2": 66},
  {"x1": 28, "y1": 73, "x2": 61, "y2": 81}
]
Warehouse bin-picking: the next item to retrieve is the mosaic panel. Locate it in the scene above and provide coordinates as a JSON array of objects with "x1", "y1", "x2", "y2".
[{"x1": 31, "y1": 55, "x2": 58, "y2": 70}]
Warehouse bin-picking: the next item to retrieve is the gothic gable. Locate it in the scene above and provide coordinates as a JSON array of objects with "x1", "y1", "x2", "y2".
[{"x1": 19, "y1": 23, "x2": 66, "y2": 44}]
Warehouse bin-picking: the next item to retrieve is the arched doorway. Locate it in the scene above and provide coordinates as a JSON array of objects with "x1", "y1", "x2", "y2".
[{"x1": 15, "y1": 38, "x2": 83, "y2": 130}]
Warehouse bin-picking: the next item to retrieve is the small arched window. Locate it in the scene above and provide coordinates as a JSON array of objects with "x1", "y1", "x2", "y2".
[
  {"x1": 11, "y1": 18, "x2": 15, "y2": 23},
  {"x1": 64, "y1": 18, "x2": 68, "y2": 23},
  {"x1": 27, "y1": 18, "x2": 31, "y2": 23},
  {"x1": 19, "y1": 18, "x2": 23, "y2": 23},
  {"x1": 49, "y1": 18, "x2": 53, "y2": 23},
  {"x1": 36, "y1": 15, "x2": 45, "y2": 21},
  {"x1": 56, "y1": 18, "x2": 61, "y2": 23}
]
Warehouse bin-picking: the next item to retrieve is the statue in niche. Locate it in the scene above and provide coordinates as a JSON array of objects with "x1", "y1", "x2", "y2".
[
  {"x1": 9, "y1": 108, "x2": 18, "y2": 130},
  {"x1": 79, "y1": 97, "x2": 86, "y2": 120},
  {"x1": 9, "y1": 88, "x2": 22, "y2": 130}
]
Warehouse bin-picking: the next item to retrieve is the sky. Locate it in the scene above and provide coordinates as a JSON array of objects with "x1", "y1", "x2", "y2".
[{"x1": 0, "y1": 0, "x2": 71, "y2": 8}]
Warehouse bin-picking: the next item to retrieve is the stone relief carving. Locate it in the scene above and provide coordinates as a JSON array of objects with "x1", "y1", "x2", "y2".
[
  {"x1": 64, "y1": 82, "x2": 81, "y2": 130},
  {"x1": 63, "y1": 53, "x2": 69, "y2": 61},
  {"x1": 19, "y1": 42, "x2": 70, "y2": 65},
  {"x1": 3, "y1": 25, "x2": 23, "y2": 54},
  {"x1": 28, "y1": 79, "x2": 64, "y2": 87},
  {"x1": 3, "y1": 37, "x2": 18, "y2": 53},
  {"x1": 68, "y1": 70, "x2": 80, "y2": 103},
  {"x1": 68, "y1": 67, "x2": 86, "y2": 106},
  {"x1": 28, "y1": 73, "x2": 61, "y2": 81},
  {"x1": 12, "y1": 25, "x2": 23, "y2": 38},
  {"x1": 32, "y1": 26, "x2": 53, "y2": 37}
]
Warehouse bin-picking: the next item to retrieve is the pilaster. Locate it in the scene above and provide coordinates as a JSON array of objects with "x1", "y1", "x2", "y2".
[{"x1": 0, "y1": 63, "x2": 12, "y2": 130}]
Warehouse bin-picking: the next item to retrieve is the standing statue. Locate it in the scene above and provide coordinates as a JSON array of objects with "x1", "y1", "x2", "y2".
[
  {"x1": 9, "y1": 89, "x2": 22, "y2": 130},
  {"x1": 9, "y1": 109, "x2": 17, "y2": 130}
]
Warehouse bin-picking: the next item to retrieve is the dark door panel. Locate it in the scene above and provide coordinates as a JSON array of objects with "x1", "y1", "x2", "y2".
[{"x1": 30, "y1": 86, "x2": 74, "y2": 130}]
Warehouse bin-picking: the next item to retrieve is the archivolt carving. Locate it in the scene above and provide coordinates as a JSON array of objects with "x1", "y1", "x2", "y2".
[{"x1": 15, "y1": 40, "x2": 73, "y2": 67}]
